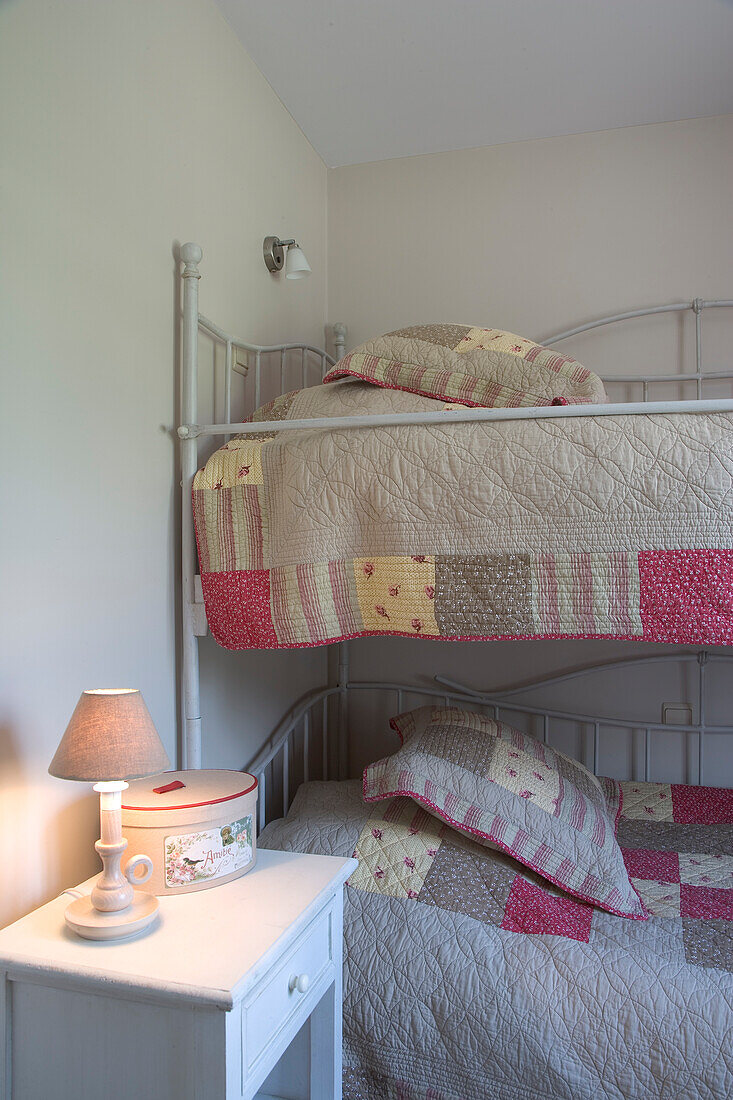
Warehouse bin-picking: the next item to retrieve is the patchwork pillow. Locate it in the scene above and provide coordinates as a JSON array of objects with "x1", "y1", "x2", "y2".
[
  {"x1": 323, "y1": 324, "x2": 606, "y2": 408},
  {"x1": 363, "y1": 705, "x2": 646, "y2": 919}
]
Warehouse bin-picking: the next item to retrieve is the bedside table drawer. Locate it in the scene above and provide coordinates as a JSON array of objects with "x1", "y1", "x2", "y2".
[{"x1": 243, "y1": 905, "x2": 333, "y2": 1074}]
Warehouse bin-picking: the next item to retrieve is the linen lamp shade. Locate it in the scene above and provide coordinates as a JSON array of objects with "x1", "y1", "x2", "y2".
[{"x1": 49, "y1": 689, "x2": 170, "y2": 782}]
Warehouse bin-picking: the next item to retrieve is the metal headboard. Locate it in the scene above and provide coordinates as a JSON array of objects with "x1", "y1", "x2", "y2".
[{"x1": 247, "y1": 649, "x2": 733, "y2": 831}]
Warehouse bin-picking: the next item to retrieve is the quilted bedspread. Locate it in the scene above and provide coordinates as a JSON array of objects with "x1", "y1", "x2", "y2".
[
  {"x1": 193, "y1": 379, "x2": 733, "y2": 648},
  {"x1": 260, "y1": 778, "x2": 733, "y2": 1100}
]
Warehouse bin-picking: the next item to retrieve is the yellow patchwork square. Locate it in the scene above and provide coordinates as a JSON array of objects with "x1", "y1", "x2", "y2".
[
  {"x1": 488, "y1": 740, "x2": 560, "y2": 815},
  {"x1": 631, "y1": 879, "x2": 680, "y2": 917},
  {"x1": 678, "y1": 852, "x2": 733, "y2": 888},
  {"x1": 196, "y1": 439, "x2": 265, "y2": 488},
  {"x1": 455, "y1": 328, "x2": 537, "y2": 356},
  {"x1": 349, "y1": 802, "x2": 444, "y2": 899},
  {"x1": 620, "y1": 783, "x2": 674, "y2": 822},
  {"x1": 353, "y1": 556, "x2": 439, "y2": 636}
]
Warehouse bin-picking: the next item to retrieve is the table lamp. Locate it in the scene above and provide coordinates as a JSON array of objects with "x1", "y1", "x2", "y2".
[{"x1": 49, "y1": 689, "x2": 171, "y2": 941}]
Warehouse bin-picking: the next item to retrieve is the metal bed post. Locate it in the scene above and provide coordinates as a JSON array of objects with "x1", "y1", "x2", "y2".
[
  {"x1": 337, "y1": 642, "x2": 350, "y2": 779},
  {"x1": 694, "y1": 298, "x2": 703, "y2": 400},
  {"x1": 333, "y1": 322, "x2": 347, "y2": 361},
  {"x1": 698, "y1": 650, "x2": 708, "y2": 785},
  {"x1": 180, "y1": 243, "x2": 203, "y2": 769}
]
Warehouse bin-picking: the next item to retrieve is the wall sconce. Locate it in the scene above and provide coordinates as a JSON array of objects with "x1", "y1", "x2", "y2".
[{"x1": 263, "y1": 236, "x2": 311, "y2": 280}]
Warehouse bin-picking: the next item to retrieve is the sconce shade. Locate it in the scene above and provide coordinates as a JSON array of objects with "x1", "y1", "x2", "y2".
[
  {"x1": 49, "y1": 690, "x2": 170, "y2": 782},
  {"x1": 285, "y1": 245, "x2": 311, "y2": 280}
]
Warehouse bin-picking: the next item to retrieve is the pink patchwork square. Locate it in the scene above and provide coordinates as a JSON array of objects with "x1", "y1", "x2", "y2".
[
  {"x1": 638, "y1": 549, "x2": 733, "y2": 645},
  {"x1": 680, "y1": 884, "x2": 733, "y2": 921},
  {"x1": 501, "y1": 875, "x2": 593, "y2": 942},
  {"x1": 671, "y1": 785, "x2": 733, "y2": 825},
  {"x1": 622, "y1": 848, "x2": 680, "y2": 883},
  {"x1": 202, "y1": 570, "x2": 278, "y2": 648}
]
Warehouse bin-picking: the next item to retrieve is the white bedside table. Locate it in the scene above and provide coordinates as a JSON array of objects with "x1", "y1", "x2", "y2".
[{"x1": 0, "y1": 848, "x2": 356, "y2": 1100}]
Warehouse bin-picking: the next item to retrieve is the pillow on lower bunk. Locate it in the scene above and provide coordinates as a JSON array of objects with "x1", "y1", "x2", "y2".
[
  {"x1": 363, "y1": 705, "x2": 646, "y2": 919},
  {"x1": 323, "y1": 324, "x2": 607, "y2": 407}
]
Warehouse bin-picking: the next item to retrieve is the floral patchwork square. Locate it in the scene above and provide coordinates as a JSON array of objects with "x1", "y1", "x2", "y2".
[
  {"x1": 419, "y1": 838, "x2": 516, "y2": 926},
  {"x1": 683, "y1": 919, "x2": 733, "y2": 972},
  {"x1": 349, "y1": 799, "x2": 444, "y2": 900},
  {"x1": 500, "y1": 875, "x2": 594, "y2": 942},
  {"x1": 672, "y1": 784, "x2": 733, "y2": 825},
  {"x1": 680, "y1": 884, "x2": 733, "y2": 921},
  {"x1": 630, "y1": 879, "x2": 681, "y2": 917},
  {"x1": 488, "y1": 739, "x2": 560, "y2": 815},
  {"x1": 678, "y1": 851, "x2": 733, "y2": 889},
  {"x1": 620, "y1": 783, "x2": 674, "y2": 821},
  {"x1": 622, "y1": 847, "x2": 680, "y2": 883}
]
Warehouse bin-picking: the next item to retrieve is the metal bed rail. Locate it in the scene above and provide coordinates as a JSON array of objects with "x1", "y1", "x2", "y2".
[{"x1": 246, "y1": 648, "x2": 733, "y2": 832}]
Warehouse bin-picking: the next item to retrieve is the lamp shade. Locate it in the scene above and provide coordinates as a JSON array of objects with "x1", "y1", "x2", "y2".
[
  {"x1": 285, "y1": 245, "x2": 311, "y2": 280},
  {"x1": 49, "y1": 689, "x2": 170, "y2": 782}
]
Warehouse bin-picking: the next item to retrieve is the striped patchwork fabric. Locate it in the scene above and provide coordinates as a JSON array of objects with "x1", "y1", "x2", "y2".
[
  {"x1": 323, "y1": 323, "x2": 607, "y2": 407},
  {"x1": 192, "y1": 380, "x2": 733, "y2": 649},
  {"x1": 363, "y1": 706, "x2": 646, "y2": 917}
]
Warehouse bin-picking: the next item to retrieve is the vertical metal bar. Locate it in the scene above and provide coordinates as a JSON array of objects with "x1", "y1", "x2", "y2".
[
  {"x1": 224, "y1": 340, "x2": 233, "y2": 427},
  {"x1": 644, "y1": 728, "x2": 651, "y2": 781},
  {"x1": 397, "y1": 690, "x2": 404, "y2": 714},
  {"x1": 280, "y1": 348, "x2": 286, "y2": 394},
  {"x1": 543, "y1": 714, "x2": 549, "y2": 744},
  {"x1": 282, "y1": 738, "x2": 290, "y2": 816},
  {"x1": 694, "y1": 299, "x2": 703, "y2": 400},
  {"x1": 337, "y1": 643, "x2": 350, "y2": 779},
  {"x1": 642, "y1": 380, "x2": 648, "y2": 403},
  {"x1": 443, "y1": 694, "x2": 449, "y2": 707},
  {"x1": 258, "y1": 772, "x2": 266, "y2": 832},
  {"x1": 322, "y1": 696, "x2": 329, "y2": 781},
  {"x1": 593, "y1": 722, "x2": 600, "y2": 775},
  {"x1": 255, "y1": 350, "x2": 261, "y2": 410},
  {"x1": 180, "y1": 244, "x2": 203, "y2": 770},
  {"x1": 698, "y1": 651, "x2": 707, "y2": 785},
  {"x1": 321, "y1": 352, "x2": 327, "y2": 380},
  {"x1": 303, "y1": 710, "x2": 310, "y2": 784},
  {"x1": 301, "y1": 346, "x2": 307, "y2": 388}
]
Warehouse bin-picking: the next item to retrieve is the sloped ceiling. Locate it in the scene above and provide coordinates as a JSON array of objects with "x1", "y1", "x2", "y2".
[{"x1": 215, "y1": 0, "x2": 733, "y2": 166}]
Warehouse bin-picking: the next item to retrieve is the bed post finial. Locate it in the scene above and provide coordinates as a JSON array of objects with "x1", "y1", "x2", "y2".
[
  {"x1": 333, "y1": 322, "x2": 347, "y2": 360},
  {"x1": 181, "y1": 242, "x2": 202, "y2": 278}
]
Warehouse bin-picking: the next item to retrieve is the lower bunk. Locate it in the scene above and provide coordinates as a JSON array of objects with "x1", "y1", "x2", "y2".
[{"x1": 260, "y1": 777, "x2": 733, "y2": 1100}]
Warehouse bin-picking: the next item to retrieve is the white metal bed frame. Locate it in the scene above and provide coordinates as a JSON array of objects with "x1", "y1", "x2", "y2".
[
  {"x1": 246, "y1": 650, "x2": 733, "y2": 832},
  {"x1": 177, "y1": 241, "x2": 733, "y2": 816}
]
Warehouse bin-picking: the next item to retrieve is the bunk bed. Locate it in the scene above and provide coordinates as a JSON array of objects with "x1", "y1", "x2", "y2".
[{"x1": 176, "y1": 243, "x2": 733, "y2": 1099}]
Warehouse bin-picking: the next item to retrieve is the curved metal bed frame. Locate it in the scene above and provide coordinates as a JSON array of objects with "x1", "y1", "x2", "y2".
[
  {"x1": 177, "y1": 241, "x2": 733, "y2": 797},
  {"x1": 247, "y1": 649, "x2": 733, "y2": 831}
]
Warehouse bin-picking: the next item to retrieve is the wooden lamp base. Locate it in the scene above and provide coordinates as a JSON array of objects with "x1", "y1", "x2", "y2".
[
  {"x1": 64, "y1": 890, "x2": 159, "y2": 941},
  {"x1": 65, "y1": 780, "x2": 159, "y2": 942}
]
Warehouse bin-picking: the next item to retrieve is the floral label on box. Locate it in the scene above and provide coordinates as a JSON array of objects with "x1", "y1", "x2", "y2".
[{"x1": 165, "y1": 814, "x2": 253, "y2": 888}]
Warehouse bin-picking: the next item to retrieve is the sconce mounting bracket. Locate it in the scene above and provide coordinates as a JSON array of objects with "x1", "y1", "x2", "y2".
[{"x1": 263, "y1": 236, "x2": 284, "y2": 272}]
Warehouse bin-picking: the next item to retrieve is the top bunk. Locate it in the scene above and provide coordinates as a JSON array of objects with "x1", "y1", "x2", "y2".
[{"x1": 178, "y1": 243, "x2": 733, "y2": 656}]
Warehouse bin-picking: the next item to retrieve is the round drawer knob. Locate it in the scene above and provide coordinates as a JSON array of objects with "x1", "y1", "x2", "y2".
[{"x1": 288, "y1": 973, "x2": 310, "y2": 995}]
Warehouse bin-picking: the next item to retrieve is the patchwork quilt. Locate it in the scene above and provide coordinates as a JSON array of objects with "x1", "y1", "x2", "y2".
[
  {"x1": 193, "y1": 379, "x2": 733, "y2": 648},
  {"x1": 259, "y1": 778, "x2": 733, "y2": 1100}
]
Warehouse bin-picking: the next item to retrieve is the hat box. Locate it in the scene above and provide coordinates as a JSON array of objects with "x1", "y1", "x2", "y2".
[{"x1": 121, "y1": 769, "x2": 258, "y2": 895}]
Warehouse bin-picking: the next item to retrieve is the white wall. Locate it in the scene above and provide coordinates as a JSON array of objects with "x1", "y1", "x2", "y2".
[
  {"x1": 0, "y1": 0, "x2": 327, "y2": 928},
  {"x1": 328, "y1": 116, "x2": 733, "y2": 785}
]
